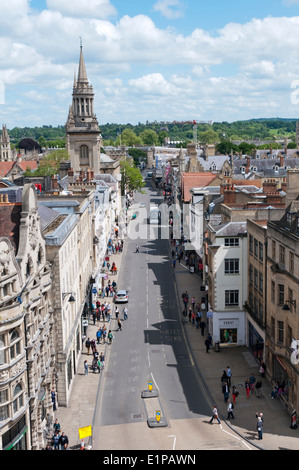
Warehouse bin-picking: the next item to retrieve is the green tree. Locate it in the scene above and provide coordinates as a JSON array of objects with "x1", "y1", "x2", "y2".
[
  {"x1": 120, "y1": 158, "x2": 145, "y2": 196},
  {"x1": 139, "y1": 129, "x2": 159, "y2": 146},
  {"x1": 116, "y1": 129, "x2": 143, "y2": 147}
]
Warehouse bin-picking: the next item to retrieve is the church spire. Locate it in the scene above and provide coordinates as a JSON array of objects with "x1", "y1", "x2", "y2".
[{"x1": 77, "y1": 39, "x2": 89, "y2": 84}]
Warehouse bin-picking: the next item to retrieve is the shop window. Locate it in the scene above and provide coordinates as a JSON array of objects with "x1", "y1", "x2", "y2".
[{"x1": 220, "y1": 328, "x2": 237, "y2": 344}]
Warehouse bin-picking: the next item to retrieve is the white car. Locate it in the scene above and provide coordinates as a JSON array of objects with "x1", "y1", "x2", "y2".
[
  {"x1": 115, "y1": 290, "x2": 128, "y2": 303},
  {"x1": 139, "y1": 202, "x2": 146, "y2": 207}
]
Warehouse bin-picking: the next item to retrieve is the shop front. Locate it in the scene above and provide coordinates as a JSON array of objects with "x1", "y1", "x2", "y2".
[{"x1": 211, "y1": 312, "x2": 246, "y2": 346}]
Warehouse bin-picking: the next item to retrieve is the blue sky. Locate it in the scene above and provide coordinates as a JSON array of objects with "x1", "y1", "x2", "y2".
[{"x1": 2, "y1": 0, "x2": 299, "y2": 128}]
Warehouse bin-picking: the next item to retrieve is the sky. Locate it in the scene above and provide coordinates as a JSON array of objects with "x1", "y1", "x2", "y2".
[{"x1": 2, "y1": 0, "x2": 299, "y2": 128}]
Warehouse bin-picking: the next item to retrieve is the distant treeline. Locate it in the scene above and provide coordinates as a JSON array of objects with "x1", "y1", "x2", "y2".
[{"x1": 5, "y1": 118, "x2": 299, "y2": 149}]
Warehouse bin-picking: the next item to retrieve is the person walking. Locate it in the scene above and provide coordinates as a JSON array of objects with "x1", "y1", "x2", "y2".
[
  {"x1": 257, "y1": 416, "x2": 263, "y2": 440},
  {"x1": 108, "y1": 330, "x2": 113, "y2": 344},
  {"x1": 226, "y1": 366, "x2": 232, "y2": 387},
  {"x1": 53, "y1": 419, "x2": 61, "y2": 434},
  {"x1": 205, "y1": 337, "x2": 210, "y2": 353},
  {"x1": 117, "y1": 318, "x2": 122, "y2": 331},
  {"x1": 227, "y1": 401, "x2": 235, "y2": 420},
  {"x1": 59, "y1": 432, "x2": 69, "y2": 450},
  {"x1": 52, "y1": 430, "x2": 60, "y2": 450},
  {"x1": 115, "y1": 306, "x2": 119, "y2": 319},
  {"x1": 199, "y1": 320, "x2": 206, "y2": 336},
  {"x1": 85, "y1": 337, "x2": 91, "y2": 355},
  {"x1": 123, "y1": 307, "x2": 128, "y2": 320},
  {"x1": 232, "y1": 385, "x2": 239, "y2": 405},
  {"x1": 255, "y1": 380, "x2": 263, "y2": 398},
  {"x1": 249, "y1": 373, "x2": 256, "y2": 394},
  {"x1": 135, "y1": 245, "x2": 140, "y2": 253},
  {"x1": 209, "y1": 405, "x2": 221, "y2": 424},
  {"x1": 245, "y1": 378, "x2": 250, "y2": 398},
  {"x1": 222, "y1": 382, "x2": 229, "y2": 403},
  {"x1": 84, "y1": 360, "x2": 89, "y2": 375}
]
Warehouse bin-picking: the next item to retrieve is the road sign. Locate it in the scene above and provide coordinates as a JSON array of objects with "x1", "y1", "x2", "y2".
[
  {"x1": 156, "y1": 410, "x2": 161, "y2": 422},
  {"x1": 148, "y1": 380, "x2": 153, "y2": 392},
  {"x1": 78, "y1": 425, "x2": 92, "y2": 440}
]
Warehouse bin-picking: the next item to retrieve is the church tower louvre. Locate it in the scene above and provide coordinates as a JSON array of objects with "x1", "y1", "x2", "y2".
[{"x1": 66, "y1": 44, "x2": 102, "y2": 174}]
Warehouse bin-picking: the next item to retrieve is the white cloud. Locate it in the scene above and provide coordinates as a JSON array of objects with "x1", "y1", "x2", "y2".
[
  {"x1": 153, "y1": 0, "x2": 185, "y2": 19},
  {"x1": 46, "y1": 0, "x2": 117, "y2": 19},
  {"x1": 2, "y1": 4, "x2": 299, "y2": 126}
]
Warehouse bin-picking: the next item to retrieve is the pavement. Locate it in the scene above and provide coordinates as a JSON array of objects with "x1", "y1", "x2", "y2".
[{"x1": 51, "y1": 223, "x2": 299, "y2": 451}]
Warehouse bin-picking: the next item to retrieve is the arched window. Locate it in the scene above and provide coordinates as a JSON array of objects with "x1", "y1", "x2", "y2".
[
  {"x1": 9, "y1": 329, "x2": 21, "y2": 360},
  {"x1": 80, "y1": 145, "x2": 89, "y2": 161}
]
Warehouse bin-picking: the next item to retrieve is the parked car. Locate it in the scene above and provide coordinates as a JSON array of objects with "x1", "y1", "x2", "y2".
[{"x1": 114, "y1": 290, "x2": 128, "y2": 303}]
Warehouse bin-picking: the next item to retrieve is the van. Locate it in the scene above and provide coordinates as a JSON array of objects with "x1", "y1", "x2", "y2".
[{"x1": 149, "y1": 207, "x2": 160, "y2": 224}]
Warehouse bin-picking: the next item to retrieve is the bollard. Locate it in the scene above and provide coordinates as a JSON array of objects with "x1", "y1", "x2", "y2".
[{"x1": 290, "y1": 409, "x2": 298, "y2": 429}]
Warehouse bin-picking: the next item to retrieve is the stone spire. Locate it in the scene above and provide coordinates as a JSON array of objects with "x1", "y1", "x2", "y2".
[{"x1": 77, "y1": 43, "x2": 89, "y2": 85}]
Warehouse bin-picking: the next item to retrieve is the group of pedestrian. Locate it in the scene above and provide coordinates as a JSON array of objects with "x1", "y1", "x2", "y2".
[
  {"x1": 45, "y1": 419, "x2": 70, "y2": 450},
  {"x1": 107, "y1": 239, "x2": 123, "y2": 255},
  {"x1": 181, "y1": 291, "x2": 207, "y2": 335}
]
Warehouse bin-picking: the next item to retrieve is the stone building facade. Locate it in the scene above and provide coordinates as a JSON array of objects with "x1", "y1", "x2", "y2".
[{"x1": 0, "y1": 184, "x2": 55, "y2": 450}]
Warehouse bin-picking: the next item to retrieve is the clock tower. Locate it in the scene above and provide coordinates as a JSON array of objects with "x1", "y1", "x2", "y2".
[{"x1": 66, "y1": 44, "x2": 102, "y2": 174}]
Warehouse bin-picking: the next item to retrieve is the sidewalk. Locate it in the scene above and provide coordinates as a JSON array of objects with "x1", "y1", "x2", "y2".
[
  {"x1": 171, "y1": 255, "x2": 299, "y2": 450},
  {"x1": 52, "y1": 243, "x2": 125, "y2": 450}
]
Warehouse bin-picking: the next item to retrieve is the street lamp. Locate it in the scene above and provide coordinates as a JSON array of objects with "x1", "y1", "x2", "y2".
[
  {"x1": 282, "y1": 300, "x2": 296, "y2": 311},
  {"x1": 62, "y1": 292, "x2": 76, "y2": 303}
]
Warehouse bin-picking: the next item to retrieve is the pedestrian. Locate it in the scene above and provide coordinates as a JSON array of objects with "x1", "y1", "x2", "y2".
[
  {"x1": 226, "y1": 366, "x2": 232, "y2": 387},
  {"x1": 205, "y1": 337, "x2": 210, "y2": 353},
  {"x1": 135, "y1": 245, "x2": 140, "y2": 253},
  {"x1": 96, "y1": 328, "x2": 102, "y2": 344},
  {"x1": 52, "y1": 431, "x2": 60, "y2": 450},
  {"x1": 115, "y1": 306, "x2": 119, "y2": 319},
  {"x1": 53, "y1": 419, "x2": 61, "y2": 433},
  {"x1": 100, "y1": 352, "x2": 105, "y2": 368},
  {"x1": 108, "y1": 330, "x2": 113, "y2": 344},
  {"x1": 97, "y1": 359, "x2": 101, "y2": 373},
  {"x1": 227, "y1": 401, "x2": 234, "y2": 420},
  {"x1": 59, "y1": 432, "x2": 69, "y2": 450},
  {"x1": 51, "y1": 389, "x2": 57, "y2": 411},
  {"x1": 222, "y1": 382, "x2": 229, "y2": 402},
  {"x1": 172, "y1": 258, "x2": 176, "y2": 268},
  {"x1": 209, "y1": 405, "x2": 221, "y2": 424},
  {"x1": 255, "y1": 380, "x2": 263, "y2": 398},
  {"x1": 221, "y1": 370, "x2": 228, "y2": 387},
  {"x1": 199, "y1": 320, "x2": 206, "y2": 336},
  {"x1": 232, "y1": 385, "x2": 239, "y2": 405},
  {"x1": 257, "y1": 416, "x2": 263, "y2": 440},
  {"x1": 259, "y1": 361, "x2": 266, "y2": 378},
  {"x1": 249, "y1": 373, "x2": 256, "y2": 394},
  {"x1": 245, "y1": 378, "x2": 250, "y2": 398},
  {"x1": 191, "y1": 297, "x2": 195, "y2": 310},
  {"x1": 123, "y1": 307, "x2": 128, "y2": 320},
  {"x1": 117, "y1": 318, "x2": 122, "y2": 331},
  {"x1": 84, "y1": 360, "x2": 89, "y2": 375},
  {"x1": 85, "y1": 337, "x2": 91, "y2": 355}
]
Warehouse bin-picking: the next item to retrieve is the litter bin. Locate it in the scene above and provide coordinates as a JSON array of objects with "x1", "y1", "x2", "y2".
[
  {"x1": 290, "y1": 410, "x2": 298, "y2": 429},
  {"x1": 215, "y1": 341, "x2": 220, "y2": 352}
]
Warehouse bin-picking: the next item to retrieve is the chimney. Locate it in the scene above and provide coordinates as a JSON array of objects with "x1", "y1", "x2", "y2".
[
  {"x1": 51, "y1": 175, "x2": 58, "y2": 190},
  {"x1": 68, "y1": 168, "x2": 74, "y2": 184},
  {"x1": 223, "y1": 184, "x2": 236, "y2": 205},
  {"x1": 263, "y1": 179, "x2": 277, "y2": 194},
  {"x1": 280, "y1": 155, "x2": 284, "y2": 168},
  {"x1": 246, "y1": 156, "x2": 251, "y2": 173}
]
